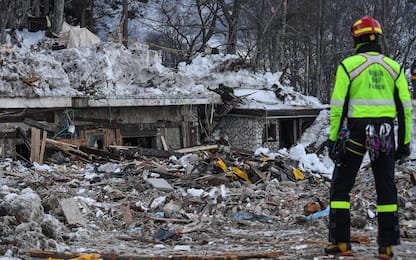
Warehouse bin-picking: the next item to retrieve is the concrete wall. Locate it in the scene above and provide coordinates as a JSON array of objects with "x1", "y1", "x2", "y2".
[
  {"x1": 0, "y1": 122, "x2": 29, "y2": 158},
  {"x1": 0, "y1": 137, "x2": 17, "y2": 158}
]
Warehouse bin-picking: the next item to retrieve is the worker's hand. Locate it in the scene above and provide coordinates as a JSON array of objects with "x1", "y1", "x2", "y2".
[
  {"x1": 327, "y1": 140, "x2": 337, "y2": 161},
  {"x1": 395, "y1": 144, "x2": 410, "y2": 162}
]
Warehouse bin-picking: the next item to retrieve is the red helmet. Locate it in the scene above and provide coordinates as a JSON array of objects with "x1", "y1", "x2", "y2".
[{"x1": 351, "y1": 16, "x2": 383, "y2": 38}]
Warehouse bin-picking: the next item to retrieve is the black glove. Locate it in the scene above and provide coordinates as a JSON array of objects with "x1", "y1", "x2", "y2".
[
  {"x1": 395, "y1": 144, "x2": 410, "y2": 161},
  {"x1": 327, "y1": 140, "x2": 337, "y2": 161}
]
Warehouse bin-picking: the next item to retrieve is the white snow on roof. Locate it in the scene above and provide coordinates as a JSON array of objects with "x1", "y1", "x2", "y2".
[
  {"x1": 178, "y1": 53, "x2": 327, "y2": 110},
  {"x1": 0, "y1": 31, "x2": 218, "y2": 102},
  {"x1": 0, "y1": 30, "x2": 327, "y2": 110}
]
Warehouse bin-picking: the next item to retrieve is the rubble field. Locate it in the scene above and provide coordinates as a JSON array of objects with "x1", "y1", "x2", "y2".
[{"x1": 0, "y1": 146, "x2": 415, "y2": 260}]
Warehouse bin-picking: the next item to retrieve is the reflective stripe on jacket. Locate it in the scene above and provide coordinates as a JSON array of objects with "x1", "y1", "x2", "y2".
[{"x1": 330, "y1": 52, "x2": 412, "y2": 144}]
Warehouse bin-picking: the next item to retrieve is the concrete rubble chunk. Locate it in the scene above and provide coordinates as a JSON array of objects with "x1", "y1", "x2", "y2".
[
  {"x1": 59, "y1": 197, "x2": 86, "y2": 227},
  {"x1": 145, "y1": 178, "x2": 174, "y2": 192}
]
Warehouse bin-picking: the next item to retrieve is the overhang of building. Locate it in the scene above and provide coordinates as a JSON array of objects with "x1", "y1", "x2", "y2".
[
  {"x1": 228, "y1": 107, "x2": 324, "y2": 119},
  {"x1": 0, "y1": 95, "x2": 222, "y2": 108}
]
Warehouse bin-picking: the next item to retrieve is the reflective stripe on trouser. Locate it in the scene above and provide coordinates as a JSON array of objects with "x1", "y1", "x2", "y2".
[
  {"x1": 329, "y1": 119, "x2": 399, "y2": 246},
  {"x1": 372, "y1": 144, "x2": 400, "y2": 246}
]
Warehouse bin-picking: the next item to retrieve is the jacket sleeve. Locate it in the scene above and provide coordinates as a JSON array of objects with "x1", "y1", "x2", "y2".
[
  {"x1": 329, "y1": 63, "x2": 350, "y2": 142},
  {"x1": 394, "y1": 69, "x2": 412, "y2": 146}
]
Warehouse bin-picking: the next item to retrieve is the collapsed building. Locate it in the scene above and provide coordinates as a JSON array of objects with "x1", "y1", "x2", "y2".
[
  {"x1": 0, "y1": 40, "x2": 222, "y2": 162},
  {"x1": 0, "y1": 33, "x2": 329, "y2": 163}
]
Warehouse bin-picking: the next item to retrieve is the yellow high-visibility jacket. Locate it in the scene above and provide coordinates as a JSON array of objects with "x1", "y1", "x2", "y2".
[{"x1": 330, "y1": 51, "x2": 412, "y2": 145}]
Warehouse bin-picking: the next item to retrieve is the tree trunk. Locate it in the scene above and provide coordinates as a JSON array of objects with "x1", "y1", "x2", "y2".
[
  {"x1": 219, "y1": 0, "x2": 242, "y2": 54},
  {"x1": 380, "y1": 0, "x2": 390, "y2": 56},
  {"x1": 32, "y1": 0, "x2": 41, "y2": 16},
  {"x1": 79, "y1": 0, "x2": 90, "y2": 28},
  {"x1": 122, "y1": 0, "x2": 128, "y2": 48},
  {"x1": 227, "y1": 0, "x2": 241, "y2": 54},
  {"x1": 279, "y1": 0, "x2": 288, "y2": 69},
  {"x1": 52, "y1": 0, "x2": 64, "y2": 34},
  {"x1": 315, "y1": 0, "x2": 324, "y2": 99},
  {"x1": 90, "y1": 0, "x2": 94, "y2": 29},
  {"x1": 8, "y1": 0, "x2": 17, "y2": 29},
  {"x1": 43, "y1": 0, "x2": 50, "y2": 16},
  {"x1": 0, "y1": 0, "x2": 13, "y2": 43}
]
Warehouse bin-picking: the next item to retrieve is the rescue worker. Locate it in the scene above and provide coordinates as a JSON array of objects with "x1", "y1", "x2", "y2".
[
  {"x1": 411, "y1": 59, "x2": 416, "y2": 98},
  {"x1": 325, "y1": 16, "x2": 412, "y2": 259}
]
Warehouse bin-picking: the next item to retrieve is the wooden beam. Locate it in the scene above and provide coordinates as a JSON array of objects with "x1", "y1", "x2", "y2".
[
  {"x1": 160, "y1": 135, "x2": 168, "y2": 151},
  {"x1": 110, "y1": 146, "x2": 182, "y2": 159},
  {"x1": 23, "y1": 118, "x2": 60, "y2": 133},
  {"x1": 30, "y1": 127, "x2": 41, "y2": 163},
  {"x1": 103, "y1": 128, "x2": 111, "y2": 148},
  {"x1": 115, "y1": 128, "x2": 122, "y2": 145},
  {"x1": 175, "y1": 144, "x2": 219, "y2": 154},
  {"x1": 39, "y1": 130, "x2": 47, "y2": 164},
  {"x1": 25, "y1": 250, "x2": 284, "y2": 260}
]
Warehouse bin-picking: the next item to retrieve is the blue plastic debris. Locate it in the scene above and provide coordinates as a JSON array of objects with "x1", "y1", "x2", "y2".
[{"x1": 306, "y1": 206, "x2": 329, "y2": 221}]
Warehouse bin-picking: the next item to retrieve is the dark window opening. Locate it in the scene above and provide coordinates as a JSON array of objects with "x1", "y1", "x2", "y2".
[
  {"x1": 16, "y1": 143, "x2": 30, "y2": 161},
  {"x1": 123, "y1": 136, "x2": 156, "y2": 149},
  {"x1": 263, "y1": 123, "x2": 277, "y2": 142},
  {"x1": 279, "y1": 119, "x2": 295, "y2": 149},
  {"x1": 301, "y1": 118, "x2": 315, "y2": 133},
  {"x1": 88, "y1": 135, "x2": 104, "y2": 150}
]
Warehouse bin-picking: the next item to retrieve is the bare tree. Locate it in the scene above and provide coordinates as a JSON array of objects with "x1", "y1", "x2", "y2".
[
  {"x1": 43, "y1": 0, "x2": 50, "y2": 16},
  {"x1": 314, "y1": 0, "x2": 324, "y2": 100},
  {"x1": 79, "y1": 0, "x2": 90, "y2": 28},
  {"x1": 146, "y1": 0, "x2": 221, "y2": 65},
  {"x1": 122, "y1": 0, "x2": 128, "y2": 48},
  {"x1": 52, "y1": 0, "x2": 65, "y2": 34},
  {"x1": 0, "y1": 0, "x2": 14, "y2": 43},
  {"x1": 32, "y1": 0, "x2": 41, "y2": 17},
  {"x1": 218, "y1": 0, "x2": 243, "y2": 54}
]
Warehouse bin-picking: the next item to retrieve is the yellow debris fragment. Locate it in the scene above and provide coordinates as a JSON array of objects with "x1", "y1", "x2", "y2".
[
  {"x1": 69, "y1": 253, "x2": 102, "y2": 260},
  {"x1": 231, "y1": 166, "x2": 251, "y2": 183},
  {"x1": 216, "y1": 157, "x2": 228, "y2": 172},
  {"x1": 293, "y1": 168, "x2": 305, "y2": 180}
]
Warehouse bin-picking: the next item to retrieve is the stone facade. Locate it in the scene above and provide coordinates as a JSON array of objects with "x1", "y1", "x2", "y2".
[{"x1": 217, "y1": 116, "x2": 279, "y2": 151}]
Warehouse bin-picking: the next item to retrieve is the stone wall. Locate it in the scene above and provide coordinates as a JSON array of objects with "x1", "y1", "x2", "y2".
[{"x1": 217, "y1": 116, "x2": 279, "y2": 151}]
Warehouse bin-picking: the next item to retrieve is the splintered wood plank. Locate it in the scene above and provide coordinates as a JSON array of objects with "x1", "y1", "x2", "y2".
[
  {"x1": 115, "y1": 128, "x2": 122, "y2": 145},
  {"x1": 175, "y1": 144, "x2": 219, "y2": 154},
  {"x1": 160, "y1": 135, "x2": 168, "y2": 151},
  {"x1": 39, "y1": 130, "x2": 47, "y2": 164},
  {"x1": 30, "y1": 127, "x2": 41, "y2": 163},
  {"x1": 103, "y1": 128, "x2": 111, "y2": 148},
  {"x1": 60, "y1": 198, "x2": 86, "y2": 227}
]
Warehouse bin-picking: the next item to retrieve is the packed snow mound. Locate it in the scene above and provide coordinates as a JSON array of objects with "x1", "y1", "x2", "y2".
[
  {"x1": 300, "y1": 110, "x2": 330, "y2": 147},
  {"x1": 0, "y1": 40, "x2": 217, "y2": 99},
  {"x1": 178, "y1": 54, "x2": 327, "y2": 109},
  {"x1": 178, "y1": 54, "x2": 278, "y2": 89}
]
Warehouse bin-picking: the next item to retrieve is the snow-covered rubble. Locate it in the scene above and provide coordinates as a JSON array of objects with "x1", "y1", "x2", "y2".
[
  {"x1": 0, "y1": 39, "x2": 217, "y2": 100},
  {"x1": 0, "y1": 186, "x2": 64, "y2": 252}
]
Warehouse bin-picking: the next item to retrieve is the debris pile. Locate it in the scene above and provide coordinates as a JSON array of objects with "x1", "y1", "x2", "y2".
[{"x1": 1, "y1": 145, "x2": 416, "y2": 259}]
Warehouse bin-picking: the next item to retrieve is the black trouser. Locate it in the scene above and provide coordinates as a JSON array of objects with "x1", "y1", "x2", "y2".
[{"x1": 328, "y1": 118, "x2": 400, "y2": 246}]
